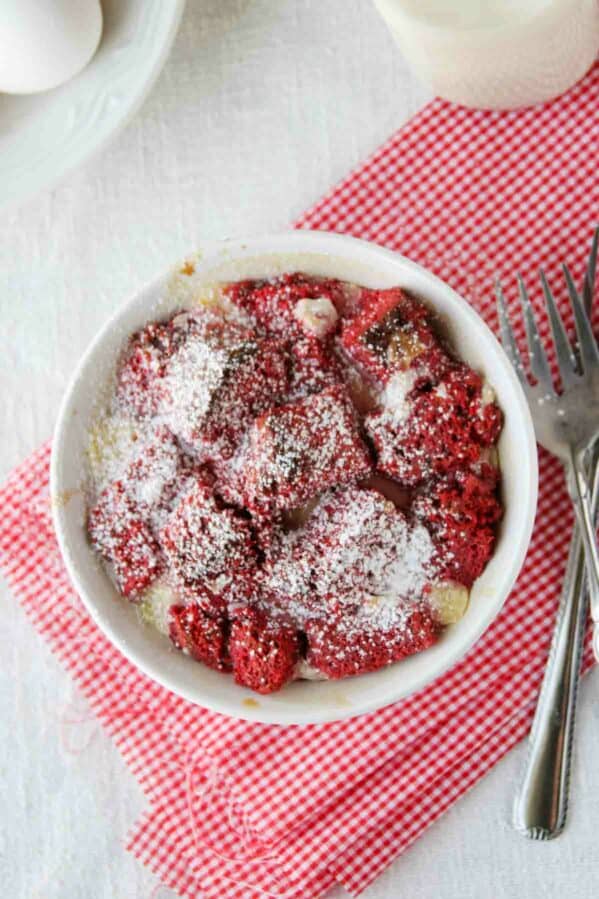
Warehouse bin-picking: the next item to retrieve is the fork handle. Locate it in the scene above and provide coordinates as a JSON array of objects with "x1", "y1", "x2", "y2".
[
  {"x1": 513, "y1": 444, "x2": 599, "y2": 839},
  {"x1": 567, "y1": 447, "x2": 599, "y2": 658}
]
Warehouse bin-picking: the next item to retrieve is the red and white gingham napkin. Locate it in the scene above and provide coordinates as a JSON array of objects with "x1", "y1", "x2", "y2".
[{"x1": 1, "y1": 61, "x2": 598, "y2": 899}]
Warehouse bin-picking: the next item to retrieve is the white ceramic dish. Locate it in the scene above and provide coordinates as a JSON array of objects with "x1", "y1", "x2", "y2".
[
  {"x1": 0, "y1": 0, "x2": 185, "y2": 213},
  {"x1": 51, "y1": 231, "x2": 538, "y2": 725}
]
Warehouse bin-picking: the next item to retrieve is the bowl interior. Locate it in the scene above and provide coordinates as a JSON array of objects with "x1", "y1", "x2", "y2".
[{"x1": 51, "y1": 232, "x2": 537, "y2": 724}]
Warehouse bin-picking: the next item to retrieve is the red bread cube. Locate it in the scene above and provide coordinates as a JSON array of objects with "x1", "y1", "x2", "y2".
[
  {"x1": 365, "y1": 363, "x2": 503, "y2": 486},
  {"x1": 264, "y1": 487, "x2": 417, "y2": 604},
  {"x1": 229, "y1": 606, "x2": 300, "y2": 694},
  {"x1": 305, "y1": 607, "x2": 439, "y2": 679},
  {"x1": 122, "y1": 427, "x2": 191, "y2": 520},
  {"x1": 286, "y1": 337, "x2": 344, "y2": 400},
  {"x1": 87, "y1": 429, "x2": 196, "y2": 598},
  {"x1": 160, "y1": 478, "x2": 258, "y2": 609},
  {"x1": 240, "y1": 386, "x2": 373, "y2": 513},
  {"x1": 413, "y1": 465, "x2": 503, "y2": 588},
  {"x1": 168, "y1": 603, "x2": 231, "y2": 671},
  {"x1": 88, "y1": 482, "x2": 163, "y2": 599},
  {"x1": 160, "y1": 316, "x2": 289, "y2": 458},
  {"x1": 116, "y1": 313, "x2": 202, "y2": 418},
  {"x1": 224, "y1": 272, "x2": 345, "y2": 338},
  {"x1": 341, "y1": 287, "x2": 450, "y2": 385}
]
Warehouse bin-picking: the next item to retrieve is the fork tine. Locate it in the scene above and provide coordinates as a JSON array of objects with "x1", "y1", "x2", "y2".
[
  {"x1": 495, "y1": 280, "x2": 531, "y2": 393},
  {"x1": 539, "y1": 269, "x2": 579, "y2": 387},
  {"x1": 582, "y1": 225, "x2": 598, "y2": 315},
  {"x1": 516, "y1": 274, "x2": 554, "y2": 389},
  {"x1": 562, "y1": 263, "x2": 599, "y2": 371}
]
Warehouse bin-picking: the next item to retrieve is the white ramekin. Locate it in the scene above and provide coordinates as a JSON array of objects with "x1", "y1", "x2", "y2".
[{"x1": 51, "y1": 231, "x2": 538, "y2": 724}]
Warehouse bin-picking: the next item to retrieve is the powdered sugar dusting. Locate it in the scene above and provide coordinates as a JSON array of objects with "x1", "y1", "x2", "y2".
[
  {"x1": 85, "y1": 414, "x2": 140, "y2": 492},
  {"x1": 244, "y1": 386, "x2": 371, "y2": 510},
  {"x1": 380, "y1": 368, "x2": 419, "y2": 423},
  {"x1": 159, "y1": 335, "x2": 231, "y2": 442},
  {"x1": 84, "y1": 272, "x2": 502, "y2": 692},
  {"x1": 264, "y1": 487, "x2": 435, "y2": 635}
]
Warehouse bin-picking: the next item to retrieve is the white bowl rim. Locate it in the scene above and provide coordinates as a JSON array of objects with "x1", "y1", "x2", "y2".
[{"x1": 51, "y1": 230, "x2": 538, "y2": 725}]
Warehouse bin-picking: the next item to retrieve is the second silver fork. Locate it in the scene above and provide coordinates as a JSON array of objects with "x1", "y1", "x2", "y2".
[{"x1": 496, "y1": 228, "x2": 599, "y2": 839}]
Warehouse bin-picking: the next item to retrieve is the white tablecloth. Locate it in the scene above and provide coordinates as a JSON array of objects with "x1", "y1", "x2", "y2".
[{"x1": 1, "y1": 2, "x2": 598, "y2": 896}]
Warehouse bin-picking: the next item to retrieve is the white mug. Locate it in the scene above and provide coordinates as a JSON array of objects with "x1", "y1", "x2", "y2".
[{"x1": 372, "y1": 0, "x2": 599, "y2": 109}]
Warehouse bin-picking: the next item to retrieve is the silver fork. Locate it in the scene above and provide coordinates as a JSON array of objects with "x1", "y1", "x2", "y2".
[
  {"x1": 496, "y1": 228, "x2": 599, "y2": 839},
  {"x1": 496, "y1": 228, "x2": 599, "y2": 660}
]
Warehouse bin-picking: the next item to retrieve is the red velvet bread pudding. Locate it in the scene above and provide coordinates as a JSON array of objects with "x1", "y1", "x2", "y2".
[{"x1": 85, "y1": 273, "x2": 503, "y2": 694}]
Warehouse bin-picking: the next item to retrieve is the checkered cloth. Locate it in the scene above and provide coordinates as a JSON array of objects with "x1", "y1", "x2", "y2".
[{"x1": 1, "y1": 61, "x2": 598, "y2": 899}]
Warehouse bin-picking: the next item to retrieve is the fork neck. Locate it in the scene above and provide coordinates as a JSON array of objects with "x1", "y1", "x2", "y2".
[{"x1": 566, "y1": 445, "x2": 599, "y2": 629}]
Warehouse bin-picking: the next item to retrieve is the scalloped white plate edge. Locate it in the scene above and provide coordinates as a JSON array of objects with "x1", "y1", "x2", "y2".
[{"x1": 1, "y1": 0, "x2": 186, "y2": 214}]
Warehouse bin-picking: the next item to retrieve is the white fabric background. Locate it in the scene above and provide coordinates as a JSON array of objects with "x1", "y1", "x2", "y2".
[{"x1": 1, "y1": 2, "x2": 598, "y2": 897}]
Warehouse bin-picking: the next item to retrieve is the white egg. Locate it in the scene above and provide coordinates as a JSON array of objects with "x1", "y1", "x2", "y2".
[{"x1": 0, "y1": 0, "x2": 103, "y2": 94}]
